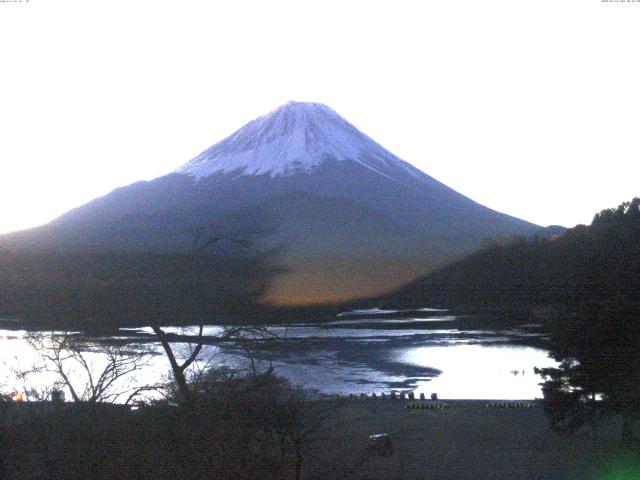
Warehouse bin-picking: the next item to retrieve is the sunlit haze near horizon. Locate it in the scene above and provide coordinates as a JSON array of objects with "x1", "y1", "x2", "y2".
[{"x1": 1, "y1": 0, "x2": 639, "y2": 234}]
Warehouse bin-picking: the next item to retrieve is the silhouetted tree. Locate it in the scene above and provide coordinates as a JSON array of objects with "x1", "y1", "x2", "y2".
[
  {"x1": 536, "y1": 304, "x2": 640, "y2": 443},
  {"x1": 145, "y1": 235, "x2": 278, "y2": 403},
  {"x1": 19, "y1": 331, "x2": 154, "y2": 403}
]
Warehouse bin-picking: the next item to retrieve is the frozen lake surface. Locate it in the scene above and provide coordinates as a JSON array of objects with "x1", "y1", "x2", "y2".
[{"x1": 0, "y1": 311, "x2": 557, "y2": 400}]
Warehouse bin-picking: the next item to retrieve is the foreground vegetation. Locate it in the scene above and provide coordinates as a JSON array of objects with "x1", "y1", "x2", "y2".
[
  {"x1": 1, "y1": 397, "x2": 638, "y2": 480},
  {"x1": 536, "y1": 304, "x2": 640, "y2": 445},
  {"x1": 0, "y1": 372, "x2": 318, "y2": 480}
]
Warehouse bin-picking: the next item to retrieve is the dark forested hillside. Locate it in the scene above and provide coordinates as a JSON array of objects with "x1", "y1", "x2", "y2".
[
  {"x1": 389, "y1": 198, "x2": 640, "y2": 312},
  {"x1": 0, "y1": 251, "x2": 279, "y2": 328}
]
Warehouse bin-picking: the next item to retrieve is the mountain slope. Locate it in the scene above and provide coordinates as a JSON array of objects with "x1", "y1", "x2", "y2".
[{"x1": 0, "y1": 101, "x2": 544, "y2": 308}]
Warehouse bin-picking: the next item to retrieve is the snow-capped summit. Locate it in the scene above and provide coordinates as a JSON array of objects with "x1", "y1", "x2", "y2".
[{"x1": 177, "y1": 101, "x2": 422, "y2": 182}]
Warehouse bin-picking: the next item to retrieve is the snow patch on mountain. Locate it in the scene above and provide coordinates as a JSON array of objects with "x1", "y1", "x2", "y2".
[{"x1": 176, "y1": 101, "x2": 425, "y2": 183}]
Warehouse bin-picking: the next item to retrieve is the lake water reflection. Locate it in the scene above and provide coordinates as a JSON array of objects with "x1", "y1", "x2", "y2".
[
  {"x1": 395, "y1": 344, "x2": 554, "y2": 399},
  {"x1": 0, "y1": 312, "x2": 557, "y2": 400}
]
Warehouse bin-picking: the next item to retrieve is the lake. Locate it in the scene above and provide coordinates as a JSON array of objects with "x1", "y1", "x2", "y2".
[{"x1": 0, "y1": 309, "x2": 557, "y2": 401}]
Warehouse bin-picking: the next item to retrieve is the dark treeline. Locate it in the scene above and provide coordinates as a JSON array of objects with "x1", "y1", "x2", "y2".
[
  {"x1": 0, "y1": 251, "x2": 389, "y2": 329},
  {"x1": 389, "y1": 198, "x2": 640, "y2": 314},
  {"x1": 0, "y1": 251, "x2": 279, "y2": 329}
]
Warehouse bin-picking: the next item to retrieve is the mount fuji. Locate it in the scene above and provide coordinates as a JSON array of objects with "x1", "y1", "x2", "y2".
[
  {"x1": 0, "y1": 101, "x2": 544, "y2": 307},
  {"x1": 177, "y1": 101, "x2": 426, "y2": 181}
]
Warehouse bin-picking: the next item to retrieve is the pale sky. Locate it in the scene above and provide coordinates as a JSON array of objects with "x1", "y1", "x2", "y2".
[{"x1": 1, "y1": 0, "x2": 639, "y2": 234}]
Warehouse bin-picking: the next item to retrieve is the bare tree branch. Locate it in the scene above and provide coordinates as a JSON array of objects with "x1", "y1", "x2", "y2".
[{"x1": 22, "y1": 331, "x2": 153, "y2": 404}]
